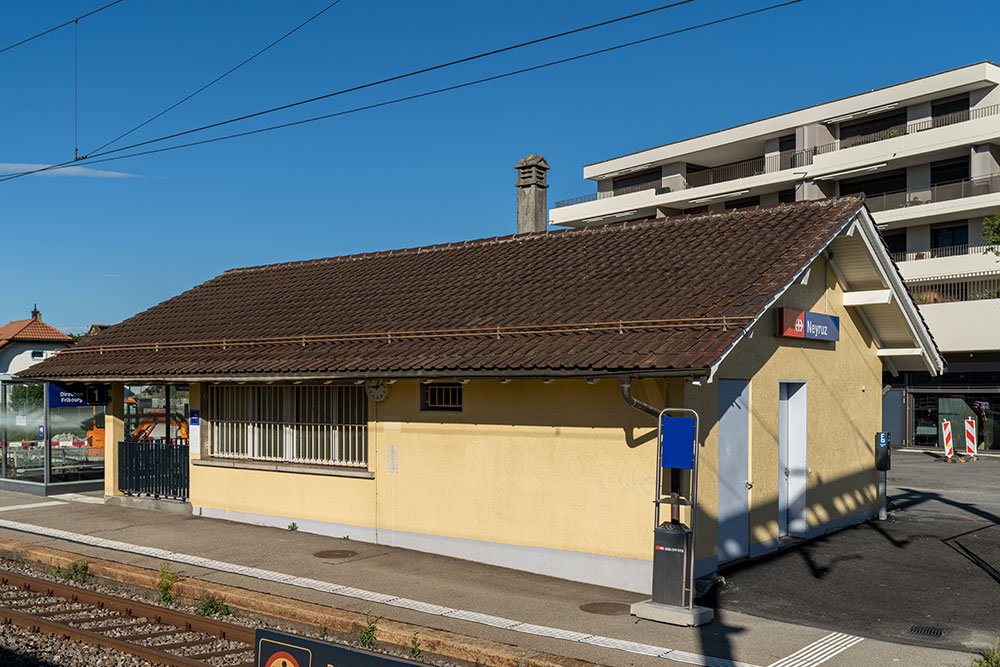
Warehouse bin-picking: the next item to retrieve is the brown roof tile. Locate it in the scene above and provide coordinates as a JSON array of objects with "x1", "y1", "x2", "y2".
[{"x1": 24, "y1": 198, "x2": 865, "y2": 380}]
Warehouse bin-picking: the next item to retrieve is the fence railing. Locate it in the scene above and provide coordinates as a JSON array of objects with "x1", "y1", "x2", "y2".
[
  {"x1": 909, "y1": 275, "x2": 1000, "y2": 304},
  {"x1": 866, "y1": 173, "x2": 1000, "y2": 213},
  {"x1": 118, "y1": 439, "x2": 189, "y2": 501},
  {"x1": 891, "y1": 243, "x2": 992, "y2": 263},
  {"x1": 208, "y1": 384, "x2": 368, "y2": 468},
  {"x1": 553, "y1": 103, "x2": 1000, "y2": 209}
]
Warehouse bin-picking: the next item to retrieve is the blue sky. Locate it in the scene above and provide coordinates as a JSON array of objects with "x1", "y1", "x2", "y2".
[{"x1": 2, "y1": 0, "x2": 997, "y2": 332}]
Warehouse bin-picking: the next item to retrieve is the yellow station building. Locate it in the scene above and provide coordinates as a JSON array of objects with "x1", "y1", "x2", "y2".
[{"x1": 25, "y1": 197, "x2": 942, "y2": 593}]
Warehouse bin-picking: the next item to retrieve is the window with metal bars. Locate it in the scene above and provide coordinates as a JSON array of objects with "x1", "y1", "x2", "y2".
[
  {"x1": 420, "y1": 383, "x2": 463, "y2": 412},
  {"x1": 207, "y1": 385, "x2": 368, "y2": 467}
]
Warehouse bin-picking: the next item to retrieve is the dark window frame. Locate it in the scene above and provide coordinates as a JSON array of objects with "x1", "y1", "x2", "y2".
[{"x1": 420, "y1": 382, "x2": 464, "y2": 412}]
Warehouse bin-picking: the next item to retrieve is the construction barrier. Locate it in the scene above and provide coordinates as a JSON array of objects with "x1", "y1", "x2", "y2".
[
  {"x1": 965, "y1": 418, "x2": 978, "y2": 460},
  {"x1": 943, "y1": 419, "x2": 953, "y2": 458}
]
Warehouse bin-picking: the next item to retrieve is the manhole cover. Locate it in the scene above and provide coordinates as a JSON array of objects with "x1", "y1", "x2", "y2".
[
  {"x1": 903, "y1": 625, "x2": 946, "y2": 639},
  {"x1": 579, "y1": 602, "x2": 630, "y2": 616},
  {"x1": 313, "y1": 550, "x2": 357, "y2": 559}
]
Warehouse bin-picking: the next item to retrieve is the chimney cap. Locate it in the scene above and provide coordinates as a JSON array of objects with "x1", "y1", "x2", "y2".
[
  {"x1": 515, "y1": 154, "x2": 550, "y2": 170},
  {"x1": 31, "y1": 304, "x2": 40, "y2": 319}
]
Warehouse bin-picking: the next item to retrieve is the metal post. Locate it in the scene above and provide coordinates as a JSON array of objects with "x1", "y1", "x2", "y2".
[
  {"x1": 878, "y1": 471, "x2": 887, "y2": 521},
  {"x1": 43, "y1": 383, "x2": 50, "y2": 486},
  {"x1": 655, "y1": 407, "x2": 701, "y2": 610},
  {"x1": 1, "y1": 381, "x2": 7, "y2": 481},
  {"x1": 164, "y1": 385, "x2": 171, "y2": 442}
]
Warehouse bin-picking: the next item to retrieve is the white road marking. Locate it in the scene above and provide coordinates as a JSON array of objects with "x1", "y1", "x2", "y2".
[
  {"x1": 0, "y1": 501, "x2": 65, "y2": 512},
  {"x1": 49, "y1": 493, "x2": 105, "y2": 504},
  {"x1": 767, "y1": 632, "x2": 865, "y2": 667},
  {"x1": 0, "y1": 517, "x2": 765, "y2": 666}
]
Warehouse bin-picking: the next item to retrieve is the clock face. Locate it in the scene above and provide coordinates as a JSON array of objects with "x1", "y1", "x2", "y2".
[{"x1": 364, "y1": 379, "x2": 389, "y2": 402}]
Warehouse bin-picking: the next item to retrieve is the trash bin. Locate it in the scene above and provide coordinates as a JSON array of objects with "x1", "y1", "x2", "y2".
[{"x1": 652, "y1": 523, "x2": 690, "y2": 607}]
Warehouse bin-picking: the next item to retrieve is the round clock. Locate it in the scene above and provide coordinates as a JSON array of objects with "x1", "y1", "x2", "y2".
[{"x1": 364, "y1": 379, "x2": 389, "y2": 402}]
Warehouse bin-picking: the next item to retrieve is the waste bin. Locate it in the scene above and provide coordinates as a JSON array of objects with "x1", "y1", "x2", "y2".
[{"x1": 652, "y1": 523, "x2": 690, "y2": 607}]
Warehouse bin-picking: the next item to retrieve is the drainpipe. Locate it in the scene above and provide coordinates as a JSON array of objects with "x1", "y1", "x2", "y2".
[{"x1": 619, "y1": 377, "x2": 660, "y2": 418}]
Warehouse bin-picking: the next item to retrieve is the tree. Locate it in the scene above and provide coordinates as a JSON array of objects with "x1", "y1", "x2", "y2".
[
  {"x1": 9, "y1": 385, "x2": 43, "y2": 413},
  {"x1": 985, "y1": 212, "x2": 1000, "y2": 258}
]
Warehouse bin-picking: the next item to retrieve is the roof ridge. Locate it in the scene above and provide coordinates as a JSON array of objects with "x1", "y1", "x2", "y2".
[{"x1": 223, "y1": 197, "x2": 861, "y2": 277}]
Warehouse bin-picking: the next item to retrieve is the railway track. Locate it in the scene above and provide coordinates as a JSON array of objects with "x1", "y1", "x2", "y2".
[{"x1": 0, "y1": 570, "x2": 256, "y2": 666}]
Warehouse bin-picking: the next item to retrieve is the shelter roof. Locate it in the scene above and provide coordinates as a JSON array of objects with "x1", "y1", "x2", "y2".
[{"x1": 22, "y1": 198, "x2": 938, "y2": 381}]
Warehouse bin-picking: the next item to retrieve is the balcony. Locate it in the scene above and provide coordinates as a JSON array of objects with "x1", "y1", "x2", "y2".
[
  {"x1": 891, "y1": 243, "x2": 992, "y2": 263},
  {"x1": 908, "y1": 274, "x2": 1000, "y2": 304},
  {"x1": 554, "y1": 103, "x2": 1000, "y2": 209},
  {"x1": 866, "y1": 173, "x2": 1000, "y2": 214}
]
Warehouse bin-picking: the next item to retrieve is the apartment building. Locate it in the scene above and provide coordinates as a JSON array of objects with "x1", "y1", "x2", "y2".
[{"x1": 550, "y1": 62, "x2": 1000, "y2": 452}]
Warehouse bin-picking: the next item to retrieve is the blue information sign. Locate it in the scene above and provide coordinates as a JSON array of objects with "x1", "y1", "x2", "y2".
[
  {"x1": 256, "y1": 629, "x2": 421, "y2": 667},
  {"x1": 878, "y1": 432, "x2": 889, "y2": 447},
  {"x1": 190, "y1": 409, "x2": 200, "y2": 426},
  {"x1": 661, "y1": 416, "x2": 695, "y2": 470},
  {"x1": 48, "y1": 383, "x2": 91, "y2": 408}
]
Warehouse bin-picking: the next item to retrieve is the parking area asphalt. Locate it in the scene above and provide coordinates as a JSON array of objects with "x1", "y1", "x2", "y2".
[
  {"x1": 710, "y1": 450, "x2": 1000, "y2": 654},
  {"x1": 0, "y1": 486, "x2": 971, "y2": 667}
]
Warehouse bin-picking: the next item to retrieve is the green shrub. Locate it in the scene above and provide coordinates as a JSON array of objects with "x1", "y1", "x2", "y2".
[
  {"x1": 155, "y1": 564, "x2": 179, "y2": 605},
  {"x1": 196, "y1": 593, "x2": 230, "y2": 617},
  {"x1": 356, "y1": 610, "x2": 378, "y2": 649},
  {"x1": 51, "y1": 560, "x2": 89, "y2": 584},
  {"x1": 973, "y1": 639, "x2": 1000, "y2": 667},
  {"x1": 409, "y1": 631, "x2": 422, "y2": 660}
]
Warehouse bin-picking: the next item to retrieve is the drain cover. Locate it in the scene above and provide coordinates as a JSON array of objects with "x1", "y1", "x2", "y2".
[
  {"x1": 904, "y1": 625, "x2": 946, "y2": 639},
  {"x1": 313, "y1": 550, "x2": 357, "y2": 559},
  {"x1": 579, "y1": 602, "x2": 630, "y2": 616}
]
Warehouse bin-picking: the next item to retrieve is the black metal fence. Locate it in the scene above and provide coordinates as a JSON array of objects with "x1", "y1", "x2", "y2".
[{"x1": 118, "y1": 439, "x2": 189, "y2": 501}]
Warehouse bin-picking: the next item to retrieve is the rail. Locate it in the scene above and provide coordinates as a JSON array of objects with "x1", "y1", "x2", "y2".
[
  {"x1": 909, "y1": 275, "x2": 1000, "y2": 304},
  {"x1": 0, "y1": 569, "x2": 254, "y2": 666},
  {"x1": 891, "y1": 243, "x2": 992, "y2": 263},
  {"x1": 554, "y1": 104, "x2": 1000, "y2": 209},
  {"x1": 866, "y1": 173, "x2": 1000, "y2": 213}
]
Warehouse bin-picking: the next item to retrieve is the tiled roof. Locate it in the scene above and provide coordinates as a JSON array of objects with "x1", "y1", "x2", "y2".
[
  {"x1": 0, "y1": 317, "x2": 72, "y2": 349},
  {"x1": 23, "y1": 198, "x2": 865, "y2": 380}
]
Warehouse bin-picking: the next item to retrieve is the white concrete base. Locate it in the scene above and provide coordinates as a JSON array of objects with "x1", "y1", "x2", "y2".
[{"x1": 630, "y1": 599, "x2": 714, "y2": 626}]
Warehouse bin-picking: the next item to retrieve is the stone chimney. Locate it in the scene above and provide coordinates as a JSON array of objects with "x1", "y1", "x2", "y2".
[{"x1": 515, "y1": 155, "x2": 550, "y2": 234}]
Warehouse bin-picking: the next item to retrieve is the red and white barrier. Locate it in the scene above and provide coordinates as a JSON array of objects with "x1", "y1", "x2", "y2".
[
  {"x1": 943, "y1": 420, "x2": 953, "y2": 458},
  {"x1": 966, "y1": 418, "x2": 977, "y2": 457}
]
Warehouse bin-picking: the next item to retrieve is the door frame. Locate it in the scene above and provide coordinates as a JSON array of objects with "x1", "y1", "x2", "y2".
[{"x1": 778, "y1": 381, "x2": 808, "y2": 538}]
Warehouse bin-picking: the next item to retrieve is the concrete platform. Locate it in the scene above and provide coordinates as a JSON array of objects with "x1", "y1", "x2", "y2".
[
  {"x1": 630, "y1": 600, "x2": 713, "y2": 626},
  {"x1": 0, "y1": 488, "x2": 974, "y2": 667}
]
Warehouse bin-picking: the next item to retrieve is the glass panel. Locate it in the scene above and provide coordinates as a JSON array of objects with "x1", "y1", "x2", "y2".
[
  {"x1": 47, "y1": 383, "x2": 105, "y2": 483},
  {"x1": 170, "y1": 385, "x2": 190, "y2": 443},
  {"x1": 124, "y1": 385, "x2": 168, "y2": 441},
  {"x1": 3, "y1": 382, "x2": 46, "y2": 482},
  {"x1": 912, "y1": 393, "x2": 999, "y2": 451}
]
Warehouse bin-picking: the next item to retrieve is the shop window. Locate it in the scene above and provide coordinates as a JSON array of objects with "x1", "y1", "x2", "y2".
[
  {"x1": 207, "y1": 385, "x2": 368, "y2": 467},
  {"x1": 912, "y1": 393, "x2": 998, "y2": 451},
  {"x1": 421, "y1": 383, "x2": 463, "y2": 412}
]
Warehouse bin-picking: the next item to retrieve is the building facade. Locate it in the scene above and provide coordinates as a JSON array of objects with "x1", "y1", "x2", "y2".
[
  {"x1": 25, "y1": 199, "x2": 941, "y2": 591},
  {"x1": 550, "y1": 62, "x2": 1000, "y2": 452}
]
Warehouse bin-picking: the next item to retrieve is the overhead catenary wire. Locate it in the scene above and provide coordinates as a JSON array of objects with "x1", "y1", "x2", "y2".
[
  {"x1": 1, "y1": 0, "x2": 805, "y2": 182},
  {"x1": 89, "y1": 0, "x2": 347, "y2": 155},
  {"x1": 2, "y1": 0, "x2": 701, "y2": 180},
  {"x1": 0, "y1": 0, "x2": 124, "y2": 55}
]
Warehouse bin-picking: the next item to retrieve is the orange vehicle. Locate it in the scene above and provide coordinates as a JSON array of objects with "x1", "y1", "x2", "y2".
[{"x1": 86, "y1": 396, "x2": 189, "y2": 450}]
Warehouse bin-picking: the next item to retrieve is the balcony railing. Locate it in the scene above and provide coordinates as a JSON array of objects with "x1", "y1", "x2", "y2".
[
  {"x1": 554, "y1": 103, "x2": 1000, "y2": 209},
  {"x1": 909, "y1": 275, "x2": 1000, "y2": 304},
  {"x1": 891, "y1": 243, "x2": 992, "y2": 263},
  {"x1": 865, "y1": 173, "x2": 1000, "y2": 213}
]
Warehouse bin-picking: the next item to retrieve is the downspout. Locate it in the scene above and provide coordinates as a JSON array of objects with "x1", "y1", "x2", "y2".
[{"x1": 618, "y1": 376, "x2": 660, "y2": 418}]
